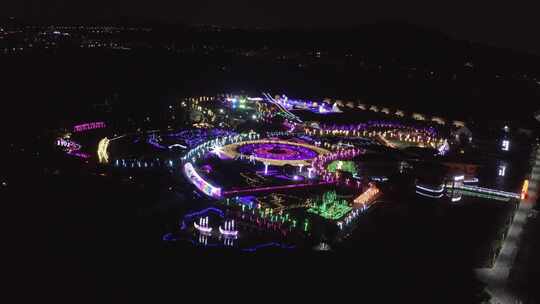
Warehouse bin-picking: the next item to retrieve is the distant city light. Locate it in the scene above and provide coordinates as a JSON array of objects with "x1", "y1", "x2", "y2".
[
  {"x1": 521, "y1": 179, "x2": 529, "y2": 200},
  {"x1": 502, "y1": 139, "x2": 510, "y2": 151},
  {"x1": 454, "y1": 175, "x2": 464, "y2": 181},
  {"x1": 498, "y1": 165, "x2": 506, "y2": 177}
]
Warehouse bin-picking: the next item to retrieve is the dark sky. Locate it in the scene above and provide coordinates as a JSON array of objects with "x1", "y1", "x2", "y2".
[{"x1": 4, "y1": 0, "x2": 540, "y2": 54}]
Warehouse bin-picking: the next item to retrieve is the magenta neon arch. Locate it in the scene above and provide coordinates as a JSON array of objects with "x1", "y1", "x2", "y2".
[
  {"x1": 184, "y1": 162, "x2": 222, "y2": 198},
  {"x1": 73, "y1": 122, "x2": 106, "y2": 132}
]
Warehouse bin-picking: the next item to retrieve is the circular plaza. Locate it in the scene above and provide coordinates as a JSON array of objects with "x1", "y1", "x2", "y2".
[{"x1": 220, "y1": 139, "x2": 330, "y2": 166}]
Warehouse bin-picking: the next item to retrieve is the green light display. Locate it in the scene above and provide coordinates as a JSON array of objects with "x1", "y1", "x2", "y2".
[
  {"x1": 308, "y1": 191, "x2": 352, "y2": 220},
  {"x1": 327, "y1": 160, "x2": 357, "y2": 175}
]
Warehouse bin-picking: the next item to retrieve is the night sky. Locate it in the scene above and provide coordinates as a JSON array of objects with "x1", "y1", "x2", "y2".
[{"x1": 4, "y1": 0, "x2": 540, "y2": 54}]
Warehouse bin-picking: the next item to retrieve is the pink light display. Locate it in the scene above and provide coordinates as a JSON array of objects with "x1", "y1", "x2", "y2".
[
  {"x1": 56, "y1": 138, "x2": 81, "y2": 150},
  {"x1": 73, "y1": 122, "x2": 106, "y2": 132}
]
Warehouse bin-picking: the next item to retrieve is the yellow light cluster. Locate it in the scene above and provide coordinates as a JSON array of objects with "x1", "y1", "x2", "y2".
[
  {"x1": 521, "y1": 179, "x2": 529, "y2": 200},
  {"x1": 353, "y1": 185, "x2": 380, "y2": 207},
  {"x1": 97, "y1": 137, "x2": 110, "y2": 163}
]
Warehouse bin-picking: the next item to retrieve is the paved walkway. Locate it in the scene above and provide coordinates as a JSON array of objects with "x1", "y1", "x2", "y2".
[{"x1": 476, "y1": 147, "x2": 540, "y2": 304}]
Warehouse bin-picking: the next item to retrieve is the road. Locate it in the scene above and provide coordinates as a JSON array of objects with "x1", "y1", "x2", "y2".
[{"x1": 476, "y1": 146, "x2": 540, "y2": 304}]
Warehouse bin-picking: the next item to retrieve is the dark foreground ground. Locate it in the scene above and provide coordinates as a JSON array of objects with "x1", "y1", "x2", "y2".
[{"x1": 2, "y1": 146, "x2": 504, "y2": 303}]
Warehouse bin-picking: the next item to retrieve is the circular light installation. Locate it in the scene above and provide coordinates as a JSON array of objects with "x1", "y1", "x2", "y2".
[
  {"x1": 239, "y1": 143, "x2": 318, "y2": 160},
  {"x1": 221, "y1": 140, "x2": 329, "y2": 166}
]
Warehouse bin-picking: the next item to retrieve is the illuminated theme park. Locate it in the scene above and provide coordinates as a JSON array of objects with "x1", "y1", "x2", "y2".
[
  {"x1": 51, "y1": 93, "x2": 535, "y2": 255},
  {"x1": 9, "y1": 11, "x2": 540, "y2": 302}
]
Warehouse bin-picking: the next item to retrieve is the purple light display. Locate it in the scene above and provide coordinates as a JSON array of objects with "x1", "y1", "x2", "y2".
[
  {"x1": 238, "y1": 143, "x2": 318, "y2": 161},
  {"x1": 56, "y1": 138, "x2": 81, "y2": 150},
  {"x1": 56, "y1": 138, "x2": 91, "y2": 159},
  {"x1": 147, "y1": 134, "x2": 167, "y2": 150},
  {"x1": 67, "y1": 151, "x2": 92, "y2": 159}
]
